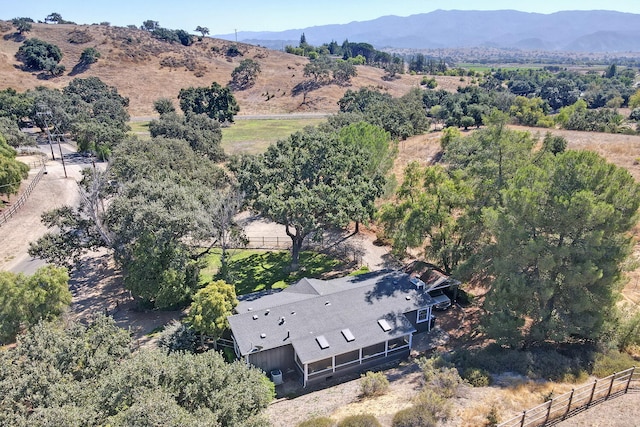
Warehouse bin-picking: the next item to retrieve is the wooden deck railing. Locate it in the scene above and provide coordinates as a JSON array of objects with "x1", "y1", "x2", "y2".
[{"x1": 498, "y1": 366, "x2": 639, "y2": 427}]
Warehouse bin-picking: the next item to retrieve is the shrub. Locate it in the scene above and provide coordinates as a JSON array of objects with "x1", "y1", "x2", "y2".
[
  {"x1": 68, "y1": 29, "x2": 93, "y2": 44},
  {"x1": 463, "y1": 367, "x2": 492, "y2": 387},
  {"x1": 79, "y1": 47, "x2": 100, "y2": 65},
  {"x1": 337, "y1": 414, "x2": 381, "y2": 427},
  {"x1": 429, "y1": 367, "x2": 463, "y2": 398},
  {"x1": 451, "y1": 345, "x2": 591, "y2": 382},
  {"x1": 298, "y1": 417, "x2": 335, "y2": 427},
  {"x1": 592, "y1": 351, "x2": 637, "y2": 377},
  {"x1": 360, "y1": 371, "x2": 389, "y2": 397},
  {"x1": 16, "y1": 38, "x2": 63, "y2": 74},
  {"x1": 413, "y1": 388, "x2": 452, "y2": 421},
  {"x1": 226, "y1": 44, "x2": 242, "y2": 57},
  {"x1": 485, "y1": 405, "x2": 500, "y2": 427},
  {"x1": 392, "y1": 407, "x2": 437, "y2": 427},
  {"x1": 157, "y1": 320, "x2": 197, "y2": 353}
]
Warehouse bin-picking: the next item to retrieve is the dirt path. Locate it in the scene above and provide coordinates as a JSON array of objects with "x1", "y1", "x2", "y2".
[{"x1": 0, "y1": 155, "x2": 83, "y2": 271}]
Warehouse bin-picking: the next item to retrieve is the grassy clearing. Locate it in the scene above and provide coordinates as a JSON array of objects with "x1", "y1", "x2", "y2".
[
  {"x1": 126, "y1": 117, "x2": 325, "y2": 153},
  {"x1": 222, "y1": 118, "x2": 325, "y2": 155},
  {"x1": 200, "y1": 249, "x2": 343, "y2": 295},
  {"x1": 128, "y1": 121, "x2": 150, "y2": 133},
  {"x1": 458, "y1": 63, "x2": 544, "y2": 72}
]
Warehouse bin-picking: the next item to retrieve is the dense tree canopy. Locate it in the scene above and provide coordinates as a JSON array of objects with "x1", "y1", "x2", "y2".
[
  {"x1": 149, "y1": 111, "x2": 225, "y2": 161},
  {"x1": 0, "y1": 134, "x2": 29, "y2": 199},
  {"x1": 179, "y1": 82, "x2": 239, "y2": 123},
  {"x1": 16, "y1": 38, "x2": 65, "y2": 76},
  {"x1": 232, "y1": 126, "x2": 385, "y2": 269},
  {"x1": 187, "y1": 280, "x2": 238, "y2": 339},
  {"x1": 337, "y1": 87, "x2": 430, "y2": 140},
  {"x1": 0, "y1": 265, "x2": 71, "y2": 343},
  {"x1": 29, "y1": 136, "x2": 236, "y2": 308},
  {"x1": 0, "y1": 317, "x2": 273, "y2": 426},
  {"x1": 483, "y1": 150, "x2": 640, "y2": 347}
]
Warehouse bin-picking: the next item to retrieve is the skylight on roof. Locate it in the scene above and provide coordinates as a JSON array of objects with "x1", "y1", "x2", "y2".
[
  {"x1": 341, "y1": 328, "x2": 355, "y2": 342},
  {"x1": 410, "y1": 277, "x2": 425, "y2": 289},
  {"x1": 378, "y1": 319, "x2": 392, "y2": 332},
  {"x1": 316, "y1": 335, "x2": 330, "y2": 349}
]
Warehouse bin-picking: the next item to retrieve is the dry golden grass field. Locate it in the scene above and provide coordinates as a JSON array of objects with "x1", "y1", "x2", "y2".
[{"x1": 0, "y1": 21, "x2": 469, "y2": 117}]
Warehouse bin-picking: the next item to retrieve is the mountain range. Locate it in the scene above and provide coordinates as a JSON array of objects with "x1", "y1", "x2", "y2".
[{"x1": 214, "y1": 9, "x2": 640, "y2": 53}]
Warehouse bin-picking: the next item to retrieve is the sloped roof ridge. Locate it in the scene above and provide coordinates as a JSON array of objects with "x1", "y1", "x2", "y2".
[{"x1": 282, "y1": 277, "x2": 321, "y2": 295}]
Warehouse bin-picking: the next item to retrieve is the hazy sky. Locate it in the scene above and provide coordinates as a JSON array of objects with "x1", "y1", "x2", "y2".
[{"x1": 3, "y1": 0, "x2": 640, "y2": 35}]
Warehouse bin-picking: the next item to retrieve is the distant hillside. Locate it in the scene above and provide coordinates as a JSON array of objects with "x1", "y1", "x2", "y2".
[
  {"x1": 216, "y1": 9, "x2": 640, "y2": 53},
  {"x1": 0, "y1": 22, "x2": 452, "y2": 117}
]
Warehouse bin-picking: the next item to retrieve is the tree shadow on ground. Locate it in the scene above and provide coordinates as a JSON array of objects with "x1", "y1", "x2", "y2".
[
  {"x1": 3, "y1": 33, "x2": 25, "y2": 42},
  {"x1": 216, "y1": 250, "x2": 343, "y2": 295},
  {"x1": 69, "y1": 62, "x2": 89, "y2": 76}
]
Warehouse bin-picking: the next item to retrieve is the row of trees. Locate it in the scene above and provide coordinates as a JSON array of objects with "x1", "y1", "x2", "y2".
[
  {"x1": 0, "y1": 77, "x2": 129, "y2": 158},
  {"x1": 379, "y1": 112, "x2": 640, "y2": 348},
  {"x1": 421, "y1": 68, "x2": 638, "y2": 134}
]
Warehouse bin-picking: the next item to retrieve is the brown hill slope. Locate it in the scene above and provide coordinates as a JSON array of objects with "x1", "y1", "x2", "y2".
[{"x1": 0, "y1": 22, "x2": 468, "y2": 117}]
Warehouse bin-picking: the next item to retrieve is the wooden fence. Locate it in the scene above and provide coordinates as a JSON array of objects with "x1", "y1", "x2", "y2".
[
  {"x1": 244, "y1": 236, "x2": 291, "y2": 249},
  {"x1": 0, "y1": 160, "x2": 46, "y2": 227},
  {"x1": 498, "y1": 366, "x2": 639, "y2": 427},
  {"x1": 241, "y1": 234, "x2": 364, "y2": 265}
]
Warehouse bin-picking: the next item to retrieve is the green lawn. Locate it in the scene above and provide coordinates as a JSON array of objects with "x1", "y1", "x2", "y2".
[
  {"x1": 221, "y1": 118, "x2": 325, "y2": 155},
  {"x1": 200, "y1": 249, "x2": 343, "y2": 295},
  {"x1": 127, "y1": 117, "x2": 325, "y2": 154}
]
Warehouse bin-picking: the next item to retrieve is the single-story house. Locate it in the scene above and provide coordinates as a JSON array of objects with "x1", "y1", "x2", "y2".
[{"x1": 227, "y1": 269, "x2": 458, "y2": 387}]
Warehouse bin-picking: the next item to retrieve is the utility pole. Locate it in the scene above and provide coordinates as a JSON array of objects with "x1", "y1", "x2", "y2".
[
  {"x1": 36, "y1": 104, "x2": 56, "y2": 160},
  {"x1": 37, "y1": 103, "x2": 67, "y2": 178}
]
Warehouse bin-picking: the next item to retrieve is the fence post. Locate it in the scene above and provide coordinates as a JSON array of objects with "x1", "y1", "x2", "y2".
[
  {"x1": 563, "y1": 389, "x2": 575, "y2": 420},
  {"x1": 624, "y1": 367, "x2": 635, "y2": 393},
  {"x1": 544, "y1": 399, "x2": 553, "y2": 424},
  {"x1": 519, "y1": 410, "x2": 526, "y2": 427},
  {"x1": 606, "y1": 373, "x2": 616, "y2": 400},
  {"x1": 587, "y1": 380, "x2": 597, "y2": 407}
]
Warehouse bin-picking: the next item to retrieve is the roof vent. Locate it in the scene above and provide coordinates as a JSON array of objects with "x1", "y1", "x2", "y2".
[
  {"x1": 405, "y1": 296, "x2": 411, "y2": 300},
  {"x1": 260, "y1": 333, "x2": 266, "y2": 338},
  {"x1": 291, "y1": 311, "x2": 296, "y2": 315},
  {"x1": 265, "y1": 309, "x2": 270, "y2": 315},
  {"x1": 253, "y1": 315, "x2": 258, "y2": 320},
  {"x1": 325, "y1": 301, "x2": 331, "y2": 306},
  {"x1": 341, "y1": 328, "x2": 355, "y2": 342},
  {"x1": 248, "y1": 307, "x2": 253, "y2": 311},
  {"x1": 279, "y1": 316, "x2": 286, "y2": 325},
  {"x1": 316, "y1": 335, "x2": 330, "y2": 349},
  {"x1": 378, "y1": 319, "x2": 392, "y2": 332}
]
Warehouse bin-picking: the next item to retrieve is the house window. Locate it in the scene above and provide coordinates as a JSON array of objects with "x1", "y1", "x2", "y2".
[
  {"x1": 362, "y1": 342, "x2": 385, "y2": 358},
  {"x1": 417, "y1": 308, "x2": 429, "y2": 323},
  {"x1": 335, "y1": 350, "x2": 360, "y2": 367},
  {"x1": 308, "y1": 357, "x2": 333, "y2": 374},
  {"x1": 387, "y1": 336, "x2": 409, "y2": 351}
]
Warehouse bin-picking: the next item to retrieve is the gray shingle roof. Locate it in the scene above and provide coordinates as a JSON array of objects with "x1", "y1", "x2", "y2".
[{"x1": 228, "y1": 270, "x2": 438, "y2": 363}]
